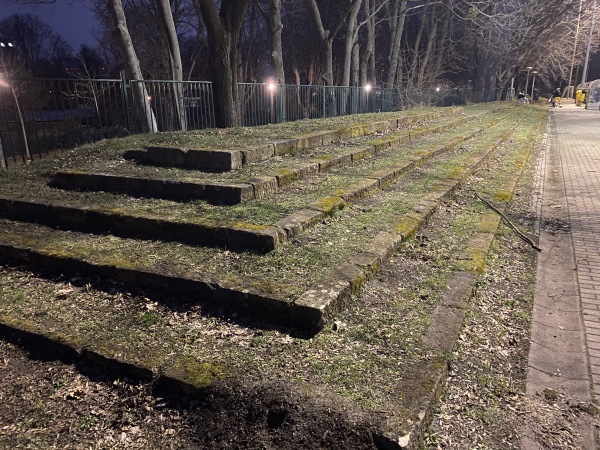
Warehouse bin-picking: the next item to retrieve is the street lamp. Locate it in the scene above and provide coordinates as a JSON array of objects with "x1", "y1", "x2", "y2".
[
  {"x1": 364, "y1": 83, "x2": 372, "y2": 113},
  {"x1": 531, "y1": 71, "x2": 537, "y2": 101},
  {"x1": 525, "y1": 67, "x2": 533, "y2": 96},
  {"x1": 267, "y1": 81, "x2": 276, "y2": 123}
]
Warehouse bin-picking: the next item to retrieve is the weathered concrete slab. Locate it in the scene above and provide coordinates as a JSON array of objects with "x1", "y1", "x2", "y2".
[
  {"x1": 275, "y1": 209, "x2": 323, "y2": 239},
  {"x1": 186, "y1": 148, "x2": 244, "y2": 171},
  {"x1": 0, "y1": 197, "x2": 281, "y2": 252},
  {"x1": 51, "y1": 171, "x2": 255, "y2": 205},
  {"x1": 241, "y1": 143, "x2": 275, "y2": 164}
]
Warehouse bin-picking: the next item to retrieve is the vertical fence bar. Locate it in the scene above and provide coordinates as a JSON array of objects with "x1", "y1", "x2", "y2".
[{"x1": 120, "y1": 71, "x2": 131, "y2": 133}]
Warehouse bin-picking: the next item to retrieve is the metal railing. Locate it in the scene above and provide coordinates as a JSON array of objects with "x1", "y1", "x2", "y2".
[{"x1": 0, "y1": 75, "x2": 412, "y2": 166}]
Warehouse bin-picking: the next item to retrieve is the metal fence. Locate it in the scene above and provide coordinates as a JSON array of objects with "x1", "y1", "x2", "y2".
[{"x1": 0, "y1": 76, "x2": 410, "y2": 166}]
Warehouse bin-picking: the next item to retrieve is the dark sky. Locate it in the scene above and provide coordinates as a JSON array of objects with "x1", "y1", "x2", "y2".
[{"x1": 0, "y1": 0, "x2": 97, "y2": 49}]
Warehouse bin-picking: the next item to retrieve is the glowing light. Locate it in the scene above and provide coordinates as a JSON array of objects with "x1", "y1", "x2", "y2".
[
  {"x1": 435, "y1": 87, "x2": 441, "y2": 92},
  {"x1": 268, "y1": 82, "x2": 276, "y2": 92},
  {"x1": 365, "y1": 84, "x2": 372, "y2": 92}
]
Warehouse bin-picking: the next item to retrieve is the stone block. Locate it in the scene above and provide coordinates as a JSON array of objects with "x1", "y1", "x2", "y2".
[
  {"x1": 364, "y1": 231, "x2": 402, "y2": 261},
  {"x1": 275, "y1": 209, "x2": 323, "y2": 239},
  {"x1": 186, "y1": 149, "x2": 243, "y2": 171},
  {"x1": 309, "y1": 196, "x2": 346, "y2": 215},
  {"x1": 290, "y1": 162, "x2": 319, "y2": 179},
  {"x1": 249, "y1": 177, "x2": 278, "y2": 199},
  {"x1": 367, "y1": 121, "x2": 388, "y2": 133},
  {"x1": 334, "y1": 262, "x2": 367, "y2": 294},
  {"x1": 312, "y1": 155, "x2": 338, "y2": 172},
  {"x1": 50, "y1": 204, "x2": 88, "y2": 226},
  {"x1": 272, "y1": 139, "x2": 299, "y2": 155},
  {"x1": 336, "y1": 179, "x2": 379, "y2": 203},
  {"x1": 292, "y1": 131, "x2": 329, "y2": 150},
  {"x1": 350, "y1": 146, "x2": 375, "y2": 162},
  {"x1": 2, "y1": 198, "x2": 50, "y2": 223},
  {"x1": 321, "y1": 130, "x2": 342, "y2": 145},
  {"x1": 199, "y1": 183, "x2": 254, "y2": 205},
  {"x1": 216, "y1": 225, "x2": 282, "y2": 252},
  {"x1": 161, "y1": 220, "x2": 218, "y2": 247},
  {"x1": 122, "y1": 149, "x2": 148, "y2": 161},
  {"x1": 339, "y1": 124, "x2": 368, "y2": 141},
  {"x1": 161, "y1": 180, "x2": 205, "y2": 201},
  {"x1": 214, "y1": 282, "x2": 290, "y2": 321},
  {"x1": 292, "y1": 277, "x2": 353, "y2": 330},
  {"x1": 128, "y1": 177, "x2": 167, "y2": 197},
  {"x1": 334, "y1": 150, "x2": 355, "y2": 167},
  {"x1": 147, "y1": 146, "x2": 188, "y2": 166},
  {"x1": 242, "y1": 143, "x2": 275, "y2": 164},
  {"x1": 370, "y1": 168, "x2": 399, "y2": 186},
  {"x1": 350, "y1": 252, "x2": 382, "y2": 279},
  {"x1": 275, "y1": 168, "x2": 301, "y2": 187}
]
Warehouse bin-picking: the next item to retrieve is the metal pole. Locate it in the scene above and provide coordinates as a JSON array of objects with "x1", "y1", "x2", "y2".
[
  {"x1": 524, "y1": 67, "x2": 532, "y2": 95},
  {"x1": 279, "y1": 80, "x2": 285, "y2": 123},
  {"x1": 568, "y1": 0, "x2": 584, "y2": 98},
  {"x1": 531, "y1": 72, "x2": 537, "y2": 100},
  {"x1": 582, "y1": 0, "x2": 597, "y2": 86},
  {"x1": 0, "y1": 136, "x2": 6, "y2": 171},
  {"x1": 120, "y1": 70, "x2": 131, "y2": 132}
]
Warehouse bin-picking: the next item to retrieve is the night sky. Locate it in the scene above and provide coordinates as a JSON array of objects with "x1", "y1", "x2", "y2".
[{"x1": 0, "y1": 0, "x2": 97, "y2": 49}]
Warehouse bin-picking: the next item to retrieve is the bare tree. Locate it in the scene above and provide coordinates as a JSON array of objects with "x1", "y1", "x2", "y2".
[
  {"x1": 307, "y1": 0, "x2": 352, "y2": 86},
  {"x1": 107, "y1": 0, "x2": 158, "y2": 132},
  {"x1": 157, "y1": 0, "x2": 187, "y2": 130},
  {"x1": 194, "y1": 0, "x2": 249, "y2": 128}
]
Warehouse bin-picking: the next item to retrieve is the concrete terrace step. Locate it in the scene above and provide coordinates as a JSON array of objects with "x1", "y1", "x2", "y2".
[
  {"x1": 0, "y1": 118, "x2": 505, "y2": 253},
  {"x1": 124, "y1": 109, "x2": 462, "y2": 172},
  {"x1": 0, "y1": 124, "x2": 515, "y2": 332},
  {"x1": 49, "y1": 115, "x2": 478, "y2": 205}
]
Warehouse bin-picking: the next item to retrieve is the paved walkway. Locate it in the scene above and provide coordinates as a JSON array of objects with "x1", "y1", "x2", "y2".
[{"x1": 523, "y1": 102, "x2": 599, "y2": 449}]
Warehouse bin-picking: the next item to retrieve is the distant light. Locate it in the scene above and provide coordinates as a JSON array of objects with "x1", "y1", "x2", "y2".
[
  {"x1": 0, "y1": 42, "x2": 14, "y2": 48},
  {"x1": 435, "y1": 87, "x2": 441, "y2": 92},
  {"x1": 365, "y1": 84, "x2": 372, "y2": 92},
  {"x1": 268, "y1": 82, "x2": 276, "y2": 91}
]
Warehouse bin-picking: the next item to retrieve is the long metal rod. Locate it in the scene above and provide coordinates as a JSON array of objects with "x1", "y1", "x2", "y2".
[
  {"x1": 567, "y1": 0, "x2": 584, "y2": 97},
  {"x1": 582, "y1": 0, "x2": 597, "y2": 86}
]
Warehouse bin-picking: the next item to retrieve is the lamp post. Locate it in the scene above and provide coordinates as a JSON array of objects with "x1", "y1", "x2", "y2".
[
  {"x1": 0, "y1": 43, "x2": 13, "y2": 171},
  {"x1": 364, "y1": 83, "x2": 371, "y2": 113},
  {"x1": 525, "y1": 66, "x2": 533, "y2": 96},
  {"x1": 267, "y1": 82, "x2": 276, "y2": 124},
  {"x1": 530, "y1": 71, "x2": 537, "y2": 101},
  {"x1": 582, "y1": 0, "x2": 597, "y2": 87}
]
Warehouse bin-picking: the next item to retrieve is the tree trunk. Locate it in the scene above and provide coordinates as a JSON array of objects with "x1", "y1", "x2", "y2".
[
  {"x1": 407, "y1": 3, "x2": 428, "y2": 90},
  {"x1": 342, "y1": 0, "x2": 362, "y2": 87},
  {"x1": 196, "y1": 0, "x2": 248, "y2": 128},
  {"x1": 268, "y1": 0, "x2": 285, "y2": 85},
  {"x1": 107, "y1": 0, "x2": 157, "y2": 132},
  {"x1": 385, "y1": 0, "x2": 408, "y2": 87},
  {"x1": 360, "y1": 0, "x2": 376, "y2": 85},
  {"x1": 307, "y1": 0, "x2": 351, "y2": 87},
  {"x1": 157, "y1": 0, "x2": 187, "y2": 131},
  {"x1": 417, "y1": 5, "x2": 439, "y2": 85}
]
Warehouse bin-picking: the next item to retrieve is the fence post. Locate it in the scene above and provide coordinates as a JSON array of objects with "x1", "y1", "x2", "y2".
[
  {"x1": 322, "y1": 83, "x2": 326, "y2": 117},
  {"x1": 0, "y1": 137, "x2": 6, "y2": 171},
  {"x1": 279, "y1": 80, "x2": 285, "y2": 123},
  {"x1": 120, "y1": 70, "x2": 131, "y2": 132},
  {"x1": 380, "y1": 87, "x2": 385, "y2": 112}
]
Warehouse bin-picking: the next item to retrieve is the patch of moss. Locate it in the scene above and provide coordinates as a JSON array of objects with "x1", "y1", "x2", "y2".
[
  {"x1": 182, "y1": 358, "x2": 226, "y2": 388},
  {"x1": 310, "y1": 196, "x2": 346, "y2": 215}
]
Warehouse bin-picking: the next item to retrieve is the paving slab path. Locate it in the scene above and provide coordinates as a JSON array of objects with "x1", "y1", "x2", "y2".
[{"x1": 524, "y1": 102, "x2": 600, "y2": 449}]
